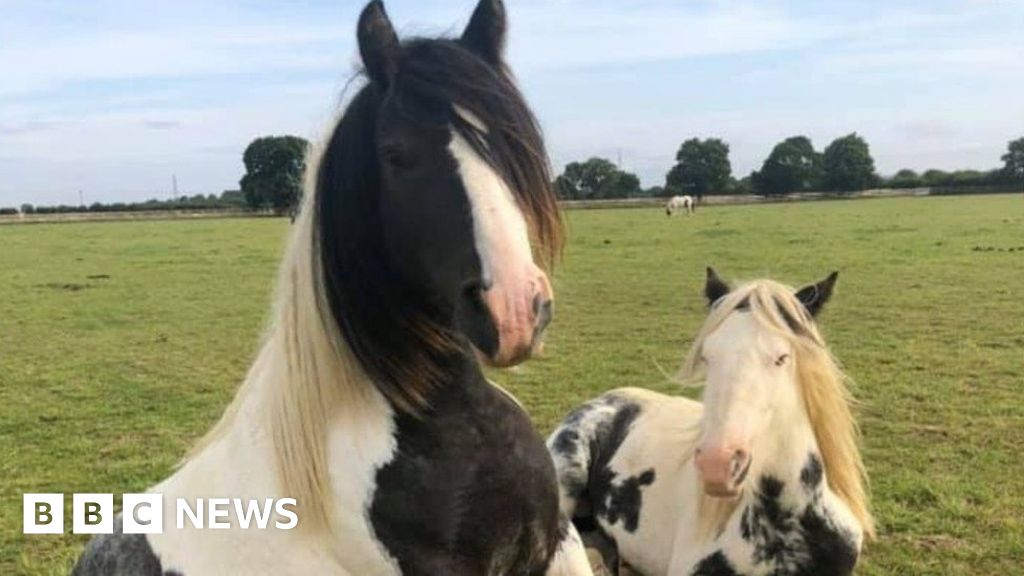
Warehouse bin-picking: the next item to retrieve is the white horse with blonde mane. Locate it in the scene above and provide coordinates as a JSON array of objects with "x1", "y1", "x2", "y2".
[
  {"x1": 665, "y1": 195, "x2": 695, "y2": 215},
  {"x1": 548, "y1": 268, "x2": 874, "y2": 575}
]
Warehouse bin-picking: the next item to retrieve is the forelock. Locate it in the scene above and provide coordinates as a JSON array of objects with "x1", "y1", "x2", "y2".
[{"x1": 391, "y1": 38, "x2": 563, "y2": 267}]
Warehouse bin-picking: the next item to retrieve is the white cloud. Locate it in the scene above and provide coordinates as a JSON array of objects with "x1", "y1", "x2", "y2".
[
  {"x1": 0, "y1": 24, "x2": 352, "y2": 97},
  {"x1": 508, "y1": 3, "x2": 818, "y2": 70},
  {"x1": 1, "y1": 0, "x2": 1023, "y2": 204}
]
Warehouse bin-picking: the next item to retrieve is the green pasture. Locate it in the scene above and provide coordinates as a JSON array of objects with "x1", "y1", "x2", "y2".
[{"x1": 1, "y1": 194, "x2": 1022, "y2": 574}]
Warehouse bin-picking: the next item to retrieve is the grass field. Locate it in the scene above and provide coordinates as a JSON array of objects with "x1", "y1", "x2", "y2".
[{"x1": 1, "y1": 194, "x2": 1022, "y2": 574}]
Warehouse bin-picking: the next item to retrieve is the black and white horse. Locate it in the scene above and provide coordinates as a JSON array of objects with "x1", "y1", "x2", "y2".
[
  {"x1": 547, "y1": 269, "x2": 874, "y2": 575},
  {"x1": 74, "y1": 1, "x2": 591, "y2": 574}
]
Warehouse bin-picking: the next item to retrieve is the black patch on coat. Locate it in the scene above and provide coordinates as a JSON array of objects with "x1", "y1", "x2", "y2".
[
  {"x1": 797, "y1": 504, "x2": 859, "y2": 575},
  {"x1": 692, "y1": 551, "x2": 740, "y2": 576},
  {"x1": 735, "y1": 458, "x2": 860, "y2": 576},
  {"x1": 72, "y1": 516, "x2": 180, "y2": 576},
  {"x1": 602, "y1": 469, "x2": 656, "y2": 532},
  {"x1": 548, "y1": 399, "x2": 608, "y2": 510},
  {"x1": 550, "y1": 426, "x2": 586, "y2": 503},
  {"x1": 741, "y1": 476, "x2": 803, "y2": 566},
  {"x1": 550, "y1": 427, "x2": 580, "y2": 457},
  {"x1": 552, "y1": 394, "x2": 631, "y2": 519},
  {"x1": 552, "y1": 394, "x2": 656, "y2": 534},
  {"x1": 800, "y1": 453, "x2": 824, "y2": 490},
  {"x1": 586, "y1": 400, "x2": 653, "y2": 533},
  {"x1": 370, "y1": 355, "x2": 562, "y2": 576}
]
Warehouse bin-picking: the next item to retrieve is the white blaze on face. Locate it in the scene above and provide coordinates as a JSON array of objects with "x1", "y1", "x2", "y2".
[
  {"x1": 701, "y1": 313, "x2": 792, "y2": 445},
  {"x1": 448, "y1": 109, "x2": 553, "y2": 366},
  {"x1": 448, "y1": 130, "x2": 533, "y2": 287},
  {"x1": 696, "y1": 312, "x2": 795, "y2": 494}
]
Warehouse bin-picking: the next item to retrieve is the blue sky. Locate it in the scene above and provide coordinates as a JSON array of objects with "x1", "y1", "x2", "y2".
[{"x1": 1, "y1": 0, "x2": 1022, "y2": 206}]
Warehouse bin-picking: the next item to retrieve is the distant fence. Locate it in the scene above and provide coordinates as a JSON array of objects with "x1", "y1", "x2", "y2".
[
  {"x1": 929, "y1": 184, "x2": 1024, "y2": 196},
  {"x1": 560, "y1": 185, "x2": 1020, "y2": 210},
  {"x1": 2, "y1": 186, "x2": 1020, "y2": 224},
  {"x1": 0, "y1": 208, "x2": 256, "y2": 225}
]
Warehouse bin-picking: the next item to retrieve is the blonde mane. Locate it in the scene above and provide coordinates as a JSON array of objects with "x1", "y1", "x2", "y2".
[
  {"x1": 187, "y1": 142, "x2": 374, "y2": 538},
  {"x1": 682, "y1": 280, "x2": 875, "y2": 541}
]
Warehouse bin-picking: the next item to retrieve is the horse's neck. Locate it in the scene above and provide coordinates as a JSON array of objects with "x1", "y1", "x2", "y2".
[
  {"x1": 671, "y1": 406, "x2": 837, "y2": 573},
  {"x1": 425, "y1": 351, "x2": 494, "y2": 407},
  {"x1": 175, "y1": 318, "x2": 485, "y2": 496},
  {"x1": 694, "y1": 405, "x2": 864, "y2": 575},
  {"x1": 748, "y1": 404, "x2": 820, "y2": 489}
]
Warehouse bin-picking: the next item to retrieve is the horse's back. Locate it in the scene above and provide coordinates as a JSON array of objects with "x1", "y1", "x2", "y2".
[
  {"x1": 547, "y1": 387, "x2": 701, "y2": 516},
  {"x1": 547, "y1": 388, "x2": 702, "y2": 576}
]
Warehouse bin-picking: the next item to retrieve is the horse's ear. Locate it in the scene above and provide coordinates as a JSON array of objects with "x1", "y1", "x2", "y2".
[
  {"x1": 358, "y1": 1, "x2": 400, "y2": 86},
  {"x1": 461, "y1": 0, "x2": 506, "y2": 66},
  {"x1": 705, "y1": 267, "x2": 731, "y2": 306},
  {"x1": 795, "y1": 271, "x2": 839, "y2": 317}
]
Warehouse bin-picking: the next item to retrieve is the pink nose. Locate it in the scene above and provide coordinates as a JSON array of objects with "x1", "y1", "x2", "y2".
[
  {"x1": 482, "y1": 265, "x2": 553, "y2": 367},
  {"x1": 694, "y1": 445, "x2": 751, "y2": 498}
]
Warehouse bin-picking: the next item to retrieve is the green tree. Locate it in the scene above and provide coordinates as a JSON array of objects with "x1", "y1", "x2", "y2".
[
  {"x1": 555, "y1": 157, "x2": 642, "y2": 199},
  {"x1": 220, "y1": 190, "x2": 245, "y2": 206},
  {"x1": 951, "y1": 170, "x2": 984, "y2": 186},
  {"x1": 752, "y1": 136, "x2": 822, "y2": 196},
  {"x1": 665, "y1": 138, "x2": 732, "y2": 199},
  {"x1": 732, "y1": 174, "x2": 755, "y2": 195},
  {"x1": 922, "y1": 169, "x2": 951, "y2": 186},
  {"x1": 1002, "y1": 137, "x2": 1024, "y2": 182},
  {"x1": 889, "y1": 169, "x2": 923, "y2": 188},
  {"x1": 20, "y1": 203, "x2": 35, "y2": 214},
  {"x1": 240, "y1": 135, "x2": 309, "y2": 214},
  {"x1": 556, "y1": 158, "x2": 617, "y2": 200},
  {"x1": 822, "y1": 133, "x2": 876, "y2": 192},
  {"x1": 603, "y1": 171, "x2": 642, "y2": 198}
]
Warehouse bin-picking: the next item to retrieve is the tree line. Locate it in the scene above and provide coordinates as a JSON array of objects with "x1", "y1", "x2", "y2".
[
  {"x1": 6, "y1": 134, "x2": 1022, "y2": 215},
  {"x1": 555, "y1": 135, "x2": 1024, "y2": 200},
  {"x1": 10, "y1": 192, "x2": 247, "y2": 216},
  {"x1": 5, "y1": 136, "x2": 309, "y2": 217}
]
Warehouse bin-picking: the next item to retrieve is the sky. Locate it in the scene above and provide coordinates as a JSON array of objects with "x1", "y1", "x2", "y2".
[{"x1": 1, "y1": 0, "x2": 1022, "y2": 207}]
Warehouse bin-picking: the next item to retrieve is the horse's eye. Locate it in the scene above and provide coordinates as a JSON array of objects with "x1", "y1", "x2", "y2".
[
  {"x1": 379, "y1": 145, "x2": 409, "y2": 170},
  {"x1": 774, "y1": 354, "x2": 790, "y2": 367}
]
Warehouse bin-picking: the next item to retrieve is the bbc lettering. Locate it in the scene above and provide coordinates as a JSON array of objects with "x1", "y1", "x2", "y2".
[{"x1": 23, "y1": 494, "x2": 298, "y2": 534}]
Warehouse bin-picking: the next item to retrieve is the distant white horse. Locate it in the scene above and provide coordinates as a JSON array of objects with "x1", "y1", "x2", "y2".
[
  {"x1": 548, "y1": 268, "x2": 874, "y2": 576},
  {"x1": 665, "y1": 195, "x2": 695, "y2": 215}
]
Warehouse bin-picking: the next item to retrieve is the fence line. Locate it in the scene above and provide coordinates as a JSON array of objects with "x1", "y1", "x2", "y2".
[
  {"x1": 2, "y1": 187, "x2": 1020, "y2": 224},
  {"x1": 560, "y1": 186, "x2": 1019, "y2": 210},
  {"x1": 0, "y1": 208, "x2": 258, "y2": 226}
]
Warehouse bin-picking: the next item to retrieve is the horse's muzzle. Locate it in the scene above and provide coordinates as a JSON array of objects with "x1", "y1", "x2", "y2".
[
  {"x1": 482, "y1": 265, "x2": 553, "y2": 367},
  {"x1": 694, "y1": 445, "x2": 751, "y2": 499}
]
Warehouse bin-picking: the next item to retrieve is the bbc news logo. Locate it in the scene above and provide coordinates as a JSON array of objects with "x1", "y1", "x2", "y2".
[{"x1": 24, "y1": 494, "x2": 298, "y2": 534}]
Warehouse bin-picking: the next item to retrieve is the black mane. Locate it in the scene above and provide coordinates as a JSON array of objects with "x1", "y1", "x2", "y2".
[{"x1": 314, "y1": 38, "x2": 561, "y2": 412}]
